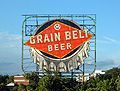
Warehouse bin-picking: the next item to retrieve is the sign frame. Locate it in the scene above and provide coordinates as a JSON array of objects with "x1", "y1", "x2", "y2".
[{"x1": 22, "y1": 14, "x2": 96, "y2": 78}]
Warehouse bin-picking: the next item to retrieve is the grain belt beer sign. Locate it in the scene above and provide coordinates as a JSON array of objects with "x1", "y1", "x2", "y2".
[{"x1": 25, "y1": 19, "x2": 93, "y2": 72}]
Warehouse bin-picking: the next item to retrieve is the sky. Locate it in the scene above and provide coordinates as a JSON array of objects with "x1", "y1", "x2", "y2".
[{"x1": 0, "y1": 0, "x2": 120, "y2": 75}]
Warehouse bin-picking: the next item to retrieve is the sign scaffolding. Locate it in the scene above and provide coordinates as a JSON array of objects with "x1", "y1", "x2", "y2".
[{"x1": 22, "y1": 14, "x2": 96, "y2": 79}]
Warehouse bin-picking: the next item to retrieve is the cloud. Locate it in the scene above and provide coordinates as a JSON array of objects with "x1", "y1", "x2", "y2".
[
  {"x1": 97, "y1": 39, "x2": 109, "y2": 44},
  {"x1": 103, "y1": 36, "x2": 117, "y2": 43},
  {"x1": 0, "y1": 32, "x2": 21, "y2": 41},
  {"x1": 0, "y1": 62, "x2": 23, "y2": 75},
  {"x1": 0, "y1": 31, "x2": 22, "y2": 75},
  {"x1": 96, "y1": 59, "x2": 119, "y2": 70},
  {"x1": 0, "y1": 32, "x2": 21, "y2": 48},
  {"x1": 97, "y1": 36, "x2": 119, "y2": 44}
]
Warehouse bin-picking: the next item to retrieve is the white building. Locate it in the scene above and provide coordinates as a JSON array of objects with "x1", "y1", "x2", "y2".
[{"x1": 75, "y1": 70, "x2": 105, "y2": 82}]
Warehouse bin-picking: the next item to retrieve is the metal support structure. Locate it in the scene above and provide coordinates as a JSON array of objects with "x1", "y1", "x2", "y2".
[{"x1": 22, "y1": 14, "x2": 96, "y2": 80}]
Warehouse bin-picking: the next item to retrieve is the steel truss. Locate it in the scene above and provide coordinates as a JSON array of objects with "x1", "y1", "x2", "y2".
[{"x1": 22, "y1": 14, "x2": 96, "y2": 80}]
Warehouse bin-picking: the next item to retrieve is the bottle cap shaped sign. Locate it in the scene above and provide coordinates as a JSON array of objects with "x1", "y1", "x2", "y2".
[{"x1": 25, "y1": 19, "x2": 93, "y2": 59}]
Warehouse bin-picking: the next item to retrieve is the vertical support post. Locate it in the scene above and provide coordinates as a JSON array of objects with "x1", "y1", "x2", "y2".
[
  {"x1": 36, "y1": 64, "x2": 39, "y2": 73},
  {"x1": 94, "y1": 14, "x2": 97, "y2": 75},
  {"x1": 71, "y1": 15, "x2": 74, "y2": 88},
  {"x1": 82, "y1": 15, "x2": 85, "y2": 84},
  {"x1": 36, "y1": 16, "x2": 39, "y2": 73},
  {"x1": 22, "y1": 16, "x2": 26, "y2": 73}
]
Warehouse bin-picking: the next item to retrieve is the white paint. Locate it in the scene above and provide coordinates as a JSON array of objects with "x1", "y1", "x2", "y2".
[{"x1": 48, "y1": 43, "x2": 72, "y2": 52}]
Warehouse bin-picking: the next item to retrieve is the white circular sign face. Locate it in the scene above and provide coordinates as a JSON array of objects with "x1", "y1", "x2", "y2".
[{"x1": 54, "y1": 24, "x2": 61, "y2": 30}]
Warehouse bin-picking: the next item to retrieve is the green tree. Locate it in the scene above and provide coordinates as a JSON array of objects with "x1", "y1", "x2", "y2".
[
  {"x1": 11, "y1": 86, "x2": 18, "y2": 91},
  {"x1": 38, "y1": 75, "x2": 53, "y2": 91},
  {"x1": 26, "y1": 85, "x2": 34, "y2": 91},
  {"x1": 18, "y1": 84, "x2": 26, "y2": 91},
  {"x1": 7, "y1": 76, "x2": 14, "y2": 83},
  {"x1": 116, "y1": 77, "x2": 120, "y2": 91},
  {"x1": 109, "y1": 78, "x2": 117, "y2": 91},
  {"x1": 86, "y1": 88, "x2": 96, "y2": 91},
  {"x1": 105, "y1": 68, "x2": 120, "y2": 79},
  {"x1": 0, "y1": 75, "x2": 9, "y2": 90},
  {"x1": 86, "y1": 78, "x2": 97, "y2": 89},
  {"x1": 24, "y1": 72, "x2": 39, "y2": 90},
  {"x1": 96, "y1": 80, "x2": 110, "y2": 91}
]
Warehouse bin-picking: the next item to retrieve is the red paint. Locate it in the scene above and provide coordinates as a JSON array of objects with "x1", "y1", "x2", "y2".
[{"x1": 25, "y1": 21, "x2": 92, "y2": 58}]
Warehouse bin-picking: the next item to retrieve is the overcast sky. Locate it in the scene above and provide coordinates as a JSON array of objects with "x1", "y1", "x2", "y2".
[{"x1": 0, "y1": 0, "x2": 120, "y2": 75}]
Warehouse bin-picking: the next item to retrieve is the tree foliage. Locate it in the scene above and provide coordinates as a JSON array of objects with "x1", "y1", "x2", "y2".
[
  {"x1": 24, "y1": 72, "x2": 39, "y2": 90},
  {"x1": 0, "y1": 67, "x2": 120, "y2": 91}
]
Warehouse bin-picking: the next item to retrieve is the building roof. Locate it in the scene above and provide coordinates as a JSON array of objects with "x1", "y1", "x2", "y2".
[{"x1": 6, "y1": 82, "x2": 15, "y2": 86}]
